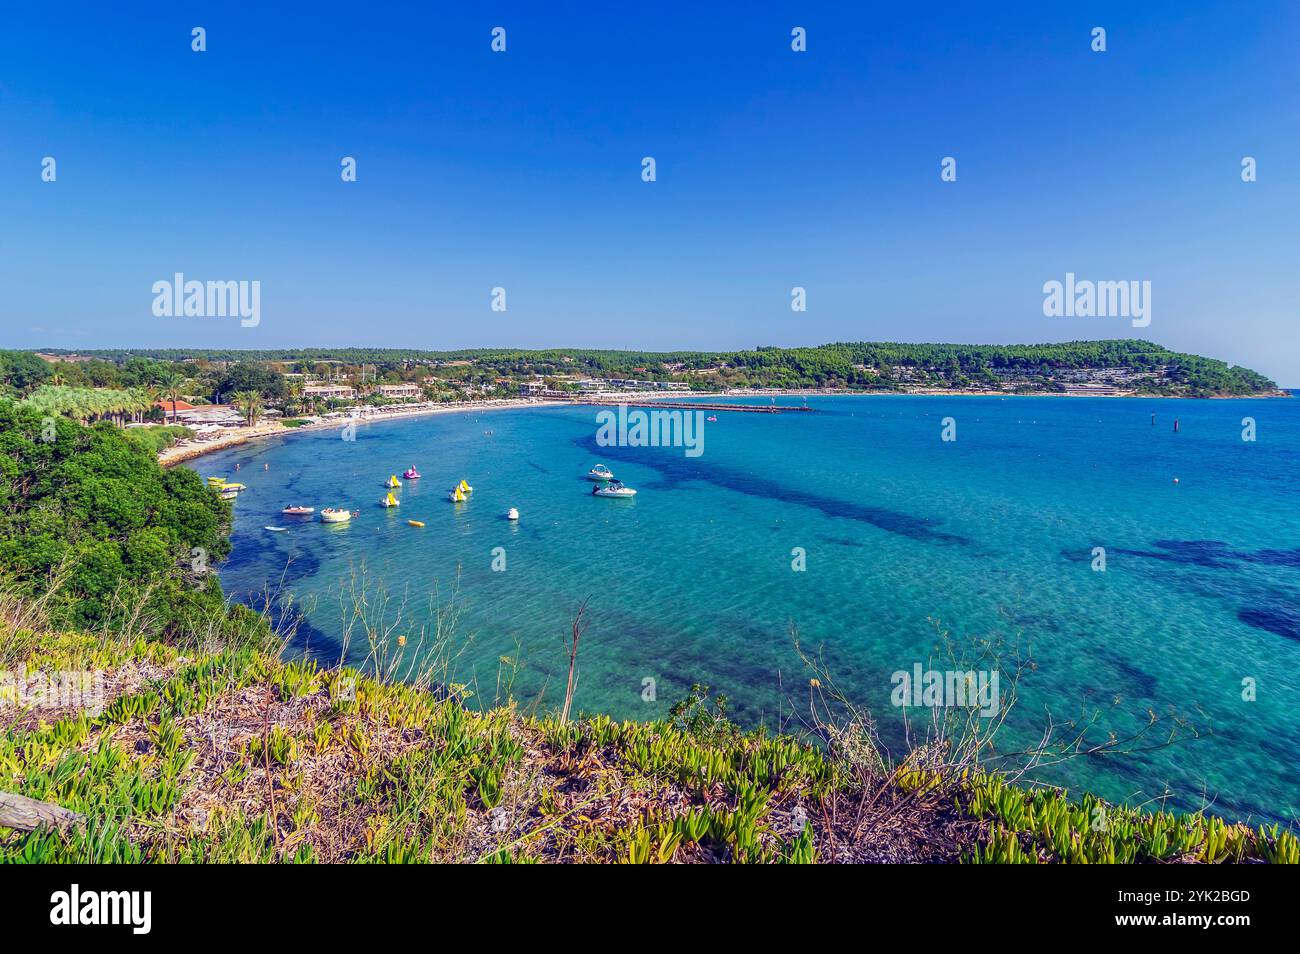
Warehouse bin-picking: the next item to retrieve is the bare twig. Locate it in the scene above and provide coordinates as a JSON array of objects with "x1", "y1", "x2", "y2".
[{"x1": 559, "y1": 598, "x2": 590, "y2": 726}]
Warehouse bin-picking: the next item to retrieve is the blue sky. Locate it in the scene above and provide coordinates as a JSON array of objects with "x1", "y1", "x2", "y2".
[{"x1": 1, "y1": 2, "x2": 1297, "y2": 383}]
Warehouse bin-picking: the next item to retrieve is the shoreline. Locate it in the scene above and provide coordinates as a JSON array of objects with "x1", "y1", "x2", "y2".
[
  {"x1": 158, "y1": 399, "x2": 570, "y2": 467},
  {"x1": 159, "y1": 387, "x2": 1290, "y2": 467}
]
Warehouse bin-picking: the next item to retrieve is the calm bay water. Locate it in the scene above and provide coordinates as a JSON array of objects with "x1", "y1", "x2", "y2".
[{"x1": 198, "y1": 395, "x2": 1300, "y2": 822}]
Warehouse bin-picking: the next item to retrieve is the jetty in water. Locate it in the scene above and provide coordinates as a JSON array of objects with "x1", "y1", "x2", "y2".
[{"x1": 573, "y1": 400, "x2": 814, "y2": 414}]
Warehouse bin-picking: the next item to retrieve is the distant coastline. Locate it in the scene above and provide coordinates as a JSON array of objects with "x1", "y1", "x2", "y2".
[
  {"x1": 158, "y1": 386, "x2": 1290, "y2": 468},
  {"x1": 29, "y1": 340, "x2": 1284, "y2": 401},
  {"x1": 680, "y1": 387, "x2": 1293, "y2": 400}
]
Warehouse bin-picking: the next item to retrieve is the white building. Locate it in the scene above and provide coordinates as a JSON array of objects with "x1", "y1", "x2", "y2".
[
  {"x1": 176, "y1": 405, "x2": 244, "y2": 427},
  {"x1": 303, "y1": 384, "x2": 357, "y2": 400},
  {"x1": 376, "y1": 383, "x2": 421, "y2": 399}
]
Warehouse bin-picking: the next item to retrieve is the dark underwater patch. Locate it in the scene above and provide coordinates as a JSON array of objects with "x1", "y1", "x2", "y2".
[
  {"x1": 1071, "y1": 647, "x2": 1157, "y2": 701},
  {"x1": 820, "y1": 535, "x2": 866, "y2": 548},
  {"x1": 1114, "y1": 539, "x2": 1300, "y2": 571},
  {"x1": 1247, "y1": 548, "x2": 1300, "y2": 568},
  {"x1": 282, "y1": 610, "x2": 337, "y2": 657},
  {"x1": 1113, "y1": 540, "x2": 1238, "y2": 568},
  {"x1": 573, "y1": 434, "x2": 970, "y2": 546},
  {"x1": 1255, "y1": 732, "x2": 1300, "y2": 764},
  {"x1": 1238, "y1": 604, "x2": 1300, "y2": 642},
  {"x1": 1107, "y1": 653, "x2": 1159, "y2": 699},
  {"x1": 223, "y1": 543, "x2": 322, "y2": 589}
]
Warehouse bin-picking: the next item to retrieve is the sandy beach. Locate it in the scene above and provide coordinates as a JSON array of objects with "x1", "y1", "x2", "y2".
[{"x1": 158, "y1": 399, "x2": 569, "y2": 467}]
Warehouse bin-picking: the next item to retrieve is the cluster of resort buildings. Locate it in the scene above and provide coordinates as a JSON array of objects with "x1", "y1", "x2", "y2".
[
  {"x1": 297, "y1": 373, "x2": 692, "y2": 402},
  {"x1": 299, "y1": 382, "x2": 420, "y2": 401},
  {"x1": 517, "y1": 376, "x2": 692, "y2": 398}
]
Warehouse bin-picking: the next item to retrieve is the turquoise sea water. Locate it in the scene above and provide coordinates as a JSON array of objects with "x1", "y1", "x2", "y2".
[{"x1": 198, "y1": 395, "x2": 1300, "y2": 823}]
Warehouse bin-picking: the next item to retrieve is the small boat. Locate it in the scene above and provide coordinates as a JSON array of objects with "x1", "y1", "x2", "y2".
[
  {"x1": 458, "y1": 479, "x2": 473, "y2": 494},
  {"x1": 220, "y1": 489, "x2": 240, "y2": 500},
  {"x1": 207, "y1": 476, "x2": 227, "y2": 485},
  {"x1": 264, "y1": 526, "x2": 288, "y2": 533},
  {"x1": 592, "y1": 480, "x2": 636, "y2": 498},
  {"x1": 222, "y1": 483, "x2": 247, "y2": 491},
  {"x1": 320, "y1": 508, "x2": 352, "y2": 523},
  {"x1": 586, "y1": 464, "x2": 615, "y2": 482},
  {"x1": 505, "y1": 507, "x2": 519, "y2": 521},
  {"x1": 381, "y1": 492, "x2": 400, "y2": 508},
  {"x1": 385, "y1": 475, "x2": 401, "y2": 488},
  {"x1": 282, "y1": 506, "x2": 315, "y2": 515},
  {"x1": 448, "y1": 487, "x2": 467, "y2": 503},
  {"x1": 408, "y1": 520, "x2": 425, "y2": 528},
  {"x1": 706, "y1": 415, "x2": 717, "y2": 422},
  {"x1": 403, "y1": 467, "x2": 421, "y2": 480}
]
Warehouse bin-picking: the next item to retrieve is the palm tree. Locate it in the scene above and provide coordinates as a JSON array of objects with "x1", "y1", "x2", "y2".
[
  {"x1": 158, "y1": 371, "x2": 185, "y2": 423},
  {"x1": 140, "y1": 385, "x2": 162, "y2": 423},
  {"x1": 231, "y1": 390, "x2": 264, "y2": 427},
  {"x1": 23, "y1": 384, "x2": 141, "y2": 425},
  {"x1": 129, "y1": 389, "x2": 156, "y2": 426}
]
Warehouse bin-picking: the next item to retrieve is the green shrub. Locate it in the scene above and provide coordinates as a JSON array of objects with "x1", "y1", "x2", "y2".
[{"x1": 0, "y1": 400, "x2": 267, "y2": 644}]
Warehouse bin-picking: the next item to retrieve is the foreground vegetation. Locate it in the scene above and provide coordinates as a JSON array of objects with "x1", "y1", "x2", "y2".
[
  {"x1": 2, "y1": 629, "x2": 1296, "y2": 863},
  {"x1": 0, "y1": 400, "x2": 257, "y2": 640}
]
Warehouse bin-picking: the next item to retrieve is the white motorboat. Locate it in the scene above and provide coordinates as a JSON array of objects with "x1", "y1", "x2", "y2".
[
  {"x1": 586, "y1": 464, "x2": 615, "y2": 481},
  {"x1": 320, "y1": 508, "x2": 353, "y2": 523},
  {"x1": 592, "y1": 481, "x2": 636, "y2": 498},
  {"x1": 505, "y1": 507, "x2": 520, "y2": 520}
]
